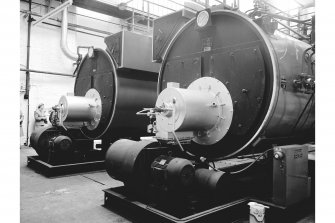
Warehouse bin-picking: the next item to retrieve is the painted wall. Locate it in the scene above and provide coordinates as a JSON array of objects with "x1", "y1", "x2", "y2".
[{"x1": 20, "y1": 0, "x2": 122, "y2": 144}]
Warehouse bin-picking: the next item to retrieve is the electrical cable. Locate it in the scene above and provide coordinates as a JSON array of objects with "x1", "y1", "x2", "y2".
[
  {"x1": 171, "y1": 131, "x2": 196, "y2": 158},
  {"x1": 299, "y1": 95, "x2": 314, "y2": 129},
  {"x1": 291, "y1": 92, "x2": 314, "y2": 134},
  {"x1": 228, "y1": 148, "x2": 273, "y2": 175},
  {"x1": 244, "y1": 8, "x2": 255, "y2": 14}
]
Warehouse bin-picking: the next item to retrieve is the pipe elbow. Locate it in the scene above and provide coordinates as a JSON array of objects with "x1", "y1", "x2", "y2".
[{"x1": 61, "y1": 8, "x2": 78, "y2": 61}]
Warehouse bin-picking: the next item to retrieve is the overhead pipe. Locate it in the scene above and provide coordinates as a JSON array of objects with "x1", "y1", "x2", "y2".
[
  {"x1": 61, "y1": 7, "x2": 78, "y2": 61},
  {"x1": 33, "y1": 0, "x2": 73, "y2": 26},
  {"x1": 20, "y1": 68, "x2": 75, "y2": 77}
]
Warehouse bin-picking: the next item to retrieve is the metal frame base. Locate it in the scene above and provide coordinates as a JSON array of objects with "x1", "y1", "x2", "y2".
[
  {"x1": 103, "y1": 186, "x2": 314, "y2": 223},
  {"x1": 27, "y1": 155, "x2": 105, "y2": 177},
  {"x1": 103, "y1": 187, "x2": 249, "y2": 223}
]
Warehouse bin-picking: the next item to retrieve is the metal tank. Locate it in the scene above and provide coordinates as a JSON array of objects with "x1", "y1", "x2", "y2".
[
  {"x1": 152, "y1": 9, "x2": 315, "y2": 159},
  {"x1": 70, "y1": 48, "x2": 157, "y2": 140},
  {"x1": 30, "y1": 33, "x2": 158, "y2": 163}
]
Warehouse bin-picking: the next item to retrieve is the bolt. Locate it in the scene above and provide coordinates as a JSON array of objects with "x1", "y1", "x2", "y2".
[
  {"x1": 238, "y1": 124, "x2": 243, "y2": 128},
  {"x1": 254, "y1": 49, "x2": 257, "y2": 53},
  {"x1": 242, "y1": 89, "x2": 248, "y2": 94},
  {"x1": 234, "y1": 101, "x2": 238, "y2": 104},
  {"x1": 225, "y1": 81, "x2": 230, "y2": 85}
]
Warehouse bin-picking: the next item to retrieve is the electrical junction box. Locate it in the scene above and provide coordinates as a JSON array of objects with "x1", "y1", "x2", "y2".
[
  {"x1": 104, "y1": 30, "x2": 160, "y2": 73},
  {"x1": 272, "y1": 144, "x2": 310, "y2": 207}
]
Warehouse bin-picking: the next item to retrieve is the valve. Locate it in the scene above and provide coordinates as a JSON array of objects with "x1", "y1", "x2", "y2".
[{"x1": 274, "y1": 151, "x2": 284, "y2": 160}]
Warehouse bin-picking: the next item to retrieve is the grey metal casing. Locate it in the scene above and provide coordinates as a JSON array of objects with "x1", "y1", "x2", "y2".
[
  {"x1": 272, "y1": 145, "x2": 310, "y2": 206},
  {"x1": 104, "y1": 30, "x2": 160, "y2": 73},
  {"x1": 152, "y1": 9, "x2": 195, "y2": 62}
]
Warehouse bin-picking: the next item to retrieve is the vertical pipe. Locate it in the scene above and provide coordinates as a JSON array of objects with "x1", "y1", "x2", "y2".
[
  {"x1": 147, "y1": 1, "x2": 150, "y2": 31},
  {"x1": 132, "y1": 8, "x2": 135, "y2": 31},
  {"x1": 61, "y1": 7, "x2": 78, "y2": 61},
  {"x1": 25, "y1": 0, "x2": 32, "y2": 145}
]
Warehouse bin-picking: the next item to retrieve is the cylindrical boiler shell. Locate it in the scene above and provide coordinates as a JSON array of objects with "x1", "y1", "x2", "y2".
[
  {"x1": 157, "y1": 10, "x2": 314, "y2": 158},
  {"x1": 74, "y1": 48, "x2": 157, "y2": 140}
]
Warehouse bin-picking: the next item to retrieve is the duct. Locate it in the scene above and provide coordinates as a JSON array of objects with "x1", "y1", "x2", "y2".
[{"x1": 61, "y1": 7, "x2": 78, "y2": 61}]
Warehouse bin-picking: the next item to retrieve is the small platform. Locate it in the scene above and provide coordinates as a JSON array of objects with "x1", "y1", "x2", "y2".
[
  {"x1": 103, "y1": 187, "x2": 315, "y2": 223},
  {"x1": 27, "y1": 155, "x2": 106, "y2": 177}
]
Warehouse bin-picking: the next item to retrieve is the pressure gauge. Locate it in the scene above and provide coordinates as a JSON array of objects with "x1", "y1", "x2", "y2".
[{"x1": 197, "y1": 10, "x2": 210, "y2": 28}]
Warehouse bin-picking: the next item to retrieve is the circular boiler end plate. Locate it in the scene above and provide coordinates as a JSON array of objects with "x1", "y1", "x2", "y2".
[
  {"x1": 85, "y1": 88, "x2": 102, "y2": 130},
  {"x1": 188, "y1": 77, "x2": 233, "y2": 145}
]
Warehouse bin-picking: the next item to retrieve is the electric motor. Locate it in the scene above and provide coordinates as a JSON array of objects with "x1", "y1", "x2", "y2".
[
  {"x1": 151, "y1": 155, "x2": 195, "y2": 190},
  {"x1": 30, "y1": 127, "x2": 72, "y2": 160},
  {"x1": 52, "y1": 135, "x2": 72, "y2": 152}
]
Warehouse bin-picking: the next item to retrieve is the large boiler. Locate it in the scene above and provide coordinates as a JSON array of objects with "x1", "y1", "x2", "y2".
[
  {"x1": 30, "y1": 31, "x2": 159, "y2": 165},
  {"x1": 105, "y1": 8, "x2": 315, "y2": 217}
]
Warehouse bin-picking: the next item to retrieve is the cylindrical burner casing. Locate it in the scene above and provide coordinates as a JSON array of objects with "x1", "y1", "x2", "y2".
[{"x1": 59, "y1": 95, "x2": 96, "y2": 122}]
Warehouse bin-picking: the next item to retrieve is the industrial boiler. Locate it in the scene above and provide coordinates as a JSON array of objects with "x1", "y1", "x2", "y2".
[
  {"x1": 30, "y1": 31, "x2": 159, "y2": 166},
  {"x1": 104, "y1": 7, "x2": 315, "y2": 222}
]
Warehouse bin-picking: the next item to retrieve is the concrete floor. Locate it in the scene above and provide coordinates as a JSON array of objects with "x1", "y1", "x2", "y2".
[
  {"x1": 20, "y1": 146, "x2": 130, "y2": 223},
  {"x1": 21, "y1": 146, "x2": 314, "y2": 223}
]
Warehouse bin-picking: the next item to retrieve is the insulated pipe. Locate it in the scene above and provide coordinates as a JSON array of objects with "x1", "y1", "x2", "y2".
[{"x1": 61, "y1": 7, "x2": 78, "y2": 61}]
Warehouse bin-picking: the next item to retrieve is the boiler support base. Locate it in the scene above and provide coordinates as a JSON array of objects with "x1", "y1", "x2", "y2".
[
  {"x1": 103, "y1": 186, "x2": 314, "y2": 223},
  {"x1": 27, "y1": 155, "x2": 105, "y2": 177}
]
